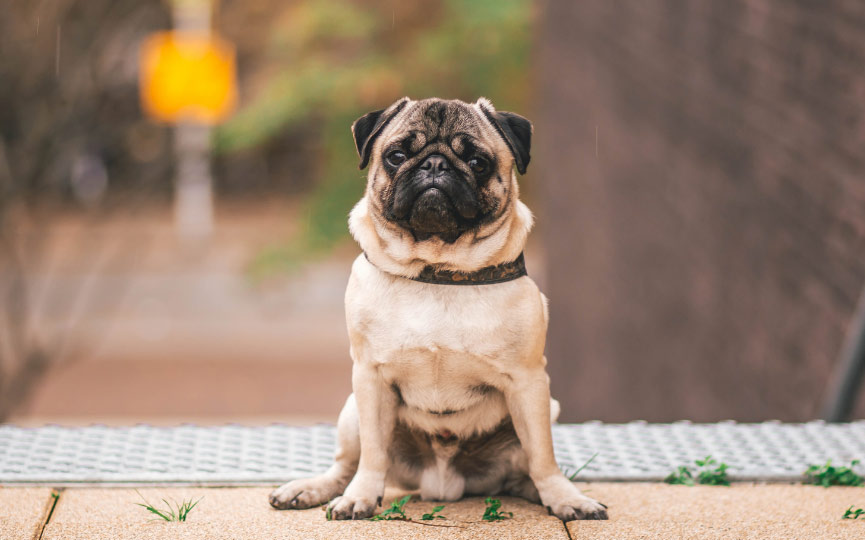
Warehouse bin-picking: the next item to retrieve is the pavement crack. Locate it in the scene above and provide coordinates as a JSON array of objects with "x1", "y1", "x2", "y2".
[
  {"x1": 35, "y1": 488, "x2": 63, "y2": 540},
  {"x1": 562, "y1": 518, "x2": 575, "y2": 540}
]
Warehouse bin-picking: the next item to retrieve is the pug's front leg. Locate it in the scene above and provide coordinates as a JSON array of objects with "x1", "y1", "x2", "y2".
[
  {"x1": 504, "y1": 366, "x2": 608, "y2": 522},
  {"x1": 326, "y1": 360, "x2": 396, "y2": 520}
]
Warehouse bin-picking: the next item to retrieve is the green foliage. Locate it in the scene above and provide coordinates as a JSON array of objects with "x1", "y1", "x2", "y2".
[
  {"x1": 326, "y1": 498, "x2": 461, "y2": 527},
  {"x1": 421, "y1": 504, "x2": 447, "y2": 520},
  {"x1": 135, "y1": 491, "x2": 202, "y2": 522},
  {"x1": 664, "y1": 465, "x2": 694, "y2": 486},
  {"x1": 327, "y1": 496, "x2": 518, "y2": 527},
  {"x1": 694, "y1": 456, "x2": 730, "y2": 486},
  {"x1": 482, "y1": 497, "x2": 513, "y2": 521},
  {"x1": 843, "y1": 506, "x2": 865, "y2": 519},
  {"x1": 805, "y1": 460, "x2": 864, "y2": 487},
  {"x1": 219, "y1": 0, "x2": 532, "y2": 277},
  {"x1": 216, "y1": 0, "x2": 531, "y2": 153},
  {"x1": 246, "y1": 114, "x2": 365, "y2": 282},
  {"x1": 563, "y1": 452, "x2": 599, "y2": 481},
  {"x1": 664, "y1": 456, "x2": 730, "y2": 486},
  {"x1": 368, "y1": 494, "x2": 412, "y2": 521}
]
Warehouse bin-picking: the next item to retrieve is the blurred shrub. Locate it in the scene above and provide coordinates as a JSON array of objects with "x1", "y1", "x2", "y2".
[
  {"x1": 0, "y1": 0, "x2": 172, "y2": 205},
  {"x1": 215, "y1": 0, "x2": 532, "y2": 278},
  {"x1": 0, "y1": 0, "x2": 172, "y2": 419}
]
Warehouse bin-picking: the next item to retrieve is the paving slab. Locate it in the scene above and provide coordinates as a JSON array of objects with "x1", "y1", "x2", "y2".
[
  {"x1": 0, "y1": 487, "x2": 56, "y2": 540},
  {"x1": 35, "y1": 483, "x2": 865, "y2": 539},
  {"x1": 568, "y1": 483, "x2": 865, "y2": 539},
  {"x1": 42, "y1": 488, "x2": 569, "y2": 540}
]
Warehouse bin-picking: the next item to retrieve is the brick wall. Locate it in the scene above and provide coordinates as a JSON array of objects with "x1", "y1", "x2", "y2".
[{"x1": 536, "y1": 0, "x2": 865, "y2": 422}]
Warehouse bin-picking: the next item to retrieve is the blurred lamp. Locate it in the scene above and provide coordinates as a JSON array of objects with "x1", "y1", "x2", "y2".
[{"x1": 139, "y1": 31, "x2": 236, "y2": 125}]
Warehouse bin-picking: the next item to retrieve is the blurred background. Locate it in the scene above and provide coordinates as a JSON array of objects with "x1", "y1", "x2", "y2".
[{"x1": 1, "y1": 0, "x2": 863, "y2": 426}]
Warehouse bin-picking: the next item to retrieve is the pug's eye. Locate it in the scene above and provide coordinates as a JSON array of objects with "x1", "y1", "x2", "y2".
[
  {"x1": 468, "y1": 157, "x2": 488, "y2": 175},
  {"x1": 386, "y1": 151, "x2": 407, "y2": 167}
]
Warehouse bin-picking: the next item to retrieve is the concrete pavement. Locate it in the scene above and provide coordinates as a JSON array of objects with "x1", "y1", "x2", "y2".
[
  {"x1": 3, "y1": 484, "x2": 864, "y2": 539},
  {"x1": 0, "y1": 488, "x2": 55, "y2": 540}
]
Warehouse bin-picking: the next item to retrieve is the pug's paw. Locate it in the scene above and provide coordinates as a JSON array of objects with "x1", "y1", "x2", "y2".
[
  {"x1": 269, "y1": 476, "x2": 344, "y2": 510},
  {"x1": 538, "y1": 475, "x2": 609, "y2": 521},
  {"x1": 326, "y1": 494, "x2": 380, "y2": 520},
  {"x1": 546, "y1": 495, "x2": 608, "y2": 521}
]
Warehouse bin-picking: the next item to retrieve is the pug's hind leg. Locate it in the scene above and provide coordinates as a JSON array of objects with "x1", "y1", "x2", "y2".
[
  {"x1": 504, "y1": 473, "x2": 541, "y2": 504},
  {"x1": 269, "y1": 394, "x2": 360, "y2": 510}
]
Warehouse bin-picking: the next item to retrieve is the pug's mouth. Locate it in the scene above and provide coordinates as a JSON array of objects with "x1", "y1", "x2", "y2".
[
  {"x1": 408, "y1": 187, "x2": 460, "y2": 232},
  {"x1": 388, "y1": 177, "x2": 481, "y2": 241}
]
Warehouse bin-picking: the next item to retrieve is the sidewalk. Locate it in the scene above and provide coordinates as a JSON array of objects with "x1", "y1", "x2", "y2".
[
  {"x1": 3, "y1": 484, "x2": 864, "y2": 540},
  {"x1": 3, "y1": 422, "x2": 863, "y2": 538}
]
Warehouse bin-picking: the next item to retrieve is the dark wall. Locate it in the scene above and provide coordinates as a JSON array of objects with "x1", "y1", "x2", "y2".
[{"x1": 537, "y1": 0, "x2": 865, "y2": 422}]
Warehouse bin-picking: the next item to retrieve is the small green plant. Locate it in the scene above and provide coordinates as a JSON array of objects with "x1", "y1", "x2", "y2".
[
  {"x1": 368, "y1": 495, "x2": 412, "y2": 521},
  {"x1": 327, "y1": 496, "x2": 462, "y2": 528},
  {"x1": 843, "y1": 506, "x2": 864, "y2": 519},
  {"x1": 695, "y1": 456, "x2": 730, "y2": 486},
  {"x1": 563, "y1": 452, "x2": 599, "y2": 481},
  {"x1": 482, "y1": 497, "x2": 513, "y2": 521},
  {"x1": 665, "y1": 465, "x2": 695, "y2": 485},
  {"x1": 664, "y1": 456, "x2": 730, "y2": 486},
  {"x1": 135, "y1": 491, "x2": 202, "y2": 522},
  {"x1": 805, "y1": 460, "x2": 864, "y2": 487},
  {"x1": 421, "y1": 504, "x2": 447, "y2": 520}
]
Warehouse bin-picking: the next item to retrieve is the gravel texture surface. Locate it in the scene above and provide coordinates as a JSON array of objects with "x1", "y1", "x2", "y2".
[
  {"x1": 41, "y1": 487, "x2": 568, "y2": 539},
  {"x1": 13, "y1": 483, "x2": 864, "y2": 539},
  {"x1": 568, "y1": 483, "x2": 865, "y2": 539},
  {"x1": 0, "y1": 488, "x2": 56, "y2": 540}
]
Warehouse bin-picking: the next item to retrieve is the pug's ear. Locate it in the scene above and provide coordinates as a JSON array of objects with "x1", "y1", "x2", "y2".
[
  {"x1": 351, "y1": 97, "x2": 410, "y2": 170},
  {"x1": 477, "y1": 98, "x2": 532, "y2": 175}
]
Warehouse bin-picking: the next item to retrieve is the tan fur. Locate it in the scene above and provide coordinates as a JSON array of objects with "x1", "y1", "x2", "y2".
[
  {"x1": 269, "y1": 98, "x2": 607, "y2": 522},
  {"x1": 349, "y1": 98, "x2": 532, "y2": 277}
]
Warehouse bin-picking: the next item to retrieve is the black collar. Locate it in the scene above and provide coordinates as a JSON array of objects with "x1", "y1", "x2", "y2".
[{"x1": 364, "y1": 252, "x2": 527, "y2": 285}]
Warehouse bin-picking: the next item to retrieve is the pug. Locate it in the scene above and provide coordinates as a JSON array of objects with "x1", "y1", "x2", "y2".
[{"x1": 269, "y1": 97, "x2": 608, "y2": 521}]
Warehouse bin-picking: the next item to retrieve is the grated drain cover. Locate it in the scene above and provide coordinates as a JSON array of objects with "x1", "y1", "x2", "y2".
[{"x1": 0, "y1": 421, "x2": 863, "y2": 485}]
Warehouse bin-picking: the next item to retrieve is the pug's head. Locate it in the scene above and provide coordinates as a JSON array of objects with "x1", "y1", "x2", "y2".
[{"x1": 351, "y1": 97, "x2": 531, "y2": 243}]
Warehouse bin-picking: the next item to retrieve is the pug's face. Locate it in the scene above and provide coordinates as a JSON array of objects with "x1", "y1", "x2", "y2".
[{"x1": 352, "y1": 98, "x2": 532, "y2": 243}]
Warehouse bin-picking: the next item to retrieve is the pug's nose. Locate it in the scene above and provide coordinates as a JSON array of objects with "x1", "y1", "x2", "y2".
[{"x1": 419, "y1": 154, "x2": 450, "y2": 174}]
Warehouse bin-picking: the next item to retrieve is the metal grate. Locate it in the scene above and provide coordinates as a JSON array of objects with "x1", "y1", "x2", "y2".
[
  {"x1": 552, "y1": 421, "x2": 865, "y2": 481},
  {"x1": 1, "y1": 422, "x2": 863, "y2": 486}
]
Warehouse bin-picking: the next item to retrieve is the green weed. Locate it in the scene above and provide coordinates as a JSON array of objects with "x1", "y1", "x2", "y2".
[
  {"x1": 421, "y1": 504, "x2": 447, "y2": 520},
  {"x1": 695, "y1": 456, "x2": 730, "y2": 486},
  {"x1": 482, "y1": 497, "x2": 513, "y2": 521},
  {"x1": 563, "y1": 452, "x2": 599, "y2": 481},
  {"x1": 135, "y1": 491, "x2": 202, "y2": 522},
  {"x1": 665, "y1": 455, "x2": 730, "y2": 486},
  {"x1": 368, "y1": 495, "x2": 411, "y2": 521},
  {"x1": 843, "y1": 506, "x2": 864, "y2": 519},
  {"x1": 665, "y1": 465, "x2": 694, "y2": 485},
  {"x1": 805, "y1": 460, "x2": 864, "y2": 487}
]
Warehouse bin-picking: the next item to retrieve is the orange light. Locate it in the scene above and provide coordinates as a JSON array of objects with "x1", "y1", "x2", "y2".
[{"x1": 139, "y1": 31, "x2": 237, "y2": 125}]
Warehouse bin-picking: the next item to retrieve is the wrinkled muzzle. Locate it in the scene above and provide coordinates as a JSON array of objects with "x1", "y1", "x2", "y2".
[{"x1": 389, "y1": 154, "x2": 479, "y2": 234}]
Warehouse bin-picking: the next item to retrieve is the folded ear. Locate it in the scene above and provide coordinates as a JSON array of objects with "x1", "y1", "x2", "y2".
[
  {"x1": 351, "y1": 97, "x2": 410, "y2": 170},
  {"x1": 477, "y1": 99, "x2": 532, "y2": 175}
]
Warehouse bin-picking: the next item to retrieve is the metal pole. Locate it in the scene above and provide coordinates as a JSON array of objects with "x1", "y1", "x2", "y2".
[
  {"x1": 172, "y1": 0, "x2": 214, "y2": 242},
  {"x1": 174, "y1": 125, "x2": 213, "y2": 241},
  {"x1": 821, "y1": 286, "x2": 865, "y2": 422}
]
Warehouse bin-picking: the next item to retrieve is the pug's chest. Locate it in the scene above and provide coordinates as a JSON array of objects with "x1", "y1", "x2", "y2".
[
  {"x1": 348, "y1": 281, "x2": 527, "y2": 376},
  {"x1": 351, "y1": 277, "x2": 529, "y2": 391},
  {"x1": 364, "y1": 315, "x2": 513, "y2": 435}
]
